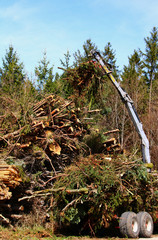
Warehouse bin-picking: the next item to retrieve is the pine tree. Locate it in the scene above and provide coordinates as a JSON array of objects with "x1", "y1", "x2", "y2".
[
  {"x1": 60, "y1": 50, "x2": 71, "y2": 69},
  {"x1": 142, "y1": 27, "x2": 158, "y2": 113},
  {"x1": 102, "y1": 42, "x2": 119, "y2": 77},
  {"x1": 44, "y1": 72, "x2": 61, "y2": 94},
  {"x1": 73, "y1": 39, "x2": 97, "y2": 66},
  {"x1": 0, "y1": 45, "x2": 25, "y2": 96},
  {"x1": 59, "y1": 51, "x2": 74, "y2": 98},
  {"x1": 122, "y1": 50, "x2": 146, "y2": 109},
  {"x1": 121, "y1": 50, "x2": 147, "y2": 150},
  {"x1": 99, "y1": 42, "x2": 121, "y2": 132},
  {"x1": 143, "y1": 27, "x2": 158, "y2": 86},
  {"x1": 35, "y1": 51, "x2": 54, "y2": 92},
  {"x1": 142, "y1": 27, "x2": 158, "y2": 166}
]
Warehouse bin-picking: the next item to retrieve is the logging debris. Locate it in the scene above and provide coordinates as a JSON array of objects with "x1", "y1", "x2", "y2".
[
  {"x1": 0, "y1": 94, "x2": 89, "y2": 225},
  {"x1": 0, "y1": 94, "x2": 121, "y2": 189},
  {"x1": 52, "y1": 155, "x2": 158, "y2": 235},
  {"x1": 0, "y1": 94, "x2": 152, "y2": 231},
  {"x1": 0, "y1": 95, "x2": 87, "y2": 172}
]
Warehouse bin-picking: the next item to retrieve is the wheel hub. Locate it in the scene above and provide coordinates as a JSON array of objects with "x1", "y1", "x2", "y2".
[
  {"x1": 146, "y1": 220, "x2": 152, "y2": 232},
  {"x1": 132, "y1": 219, "x2": 138, "y2": 233}
]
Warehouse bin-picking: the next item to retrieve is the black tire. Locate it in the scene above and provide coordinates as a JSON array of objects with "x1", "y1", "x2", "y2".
[
  {"x1": 119, "y1": 211, "x2": 140, "y2": 238},
  {"x1": 137, "y1": 211, "x2": 154, "y2": 238}
]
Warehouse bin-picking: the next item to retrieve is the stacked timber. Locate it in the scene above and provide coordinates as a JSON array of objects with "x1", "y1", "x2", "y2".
[
  {"x1": 0, "y1": 163, "x2": 21, "y2": 200},
  {"x1": 0, "y1": 160, "x2": 22, "y2": 225},
  {"x1": 0, "y1": 165, "x2": 21, "y2": 188}
]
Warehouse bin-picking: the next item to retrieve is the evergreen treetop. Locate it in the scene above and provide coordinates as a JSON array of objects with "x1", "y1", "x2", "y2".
[{"x1": 0, "y1": 45, "x2": 25, "y2": 95}]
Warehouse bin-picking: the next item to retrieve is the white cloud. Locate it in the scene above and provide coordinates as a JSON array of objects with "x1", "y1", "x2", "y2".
[{"x1": 0, "y1": 1, "x2": 37, "y2": 22}]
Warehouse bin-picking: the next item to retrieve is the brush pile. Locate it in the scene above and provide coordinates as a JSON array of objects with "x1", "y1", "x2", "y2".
[
  {"x1": 0, "y1": 94, "x2": 122, "y2": 192},
  {"x1": 0, "y1": 95, "x2": 89, "y2": 189},
  {"x1": 0, "y1": 94, "x2": 89, "y2": 225},
  {"x1": 59, "y1": 61, "x2": 104, "y2": 107},
  {"x1": 0, "y1": 94, "x2": 157, "y2": 232},
  {"x1": 52, "y1": 155, "x2": 158, "y2": 235}
]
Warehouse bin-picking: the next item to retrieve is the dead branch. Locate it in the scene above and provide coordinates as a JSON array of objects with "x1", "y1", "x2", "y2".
[
  {"x1": 62, "y1": 196, "x2": 82, "y2": 212},
  {"x1": 103, "y1": 129, "x2": 120, "y2": 135},
  {"x1": 0, "y1": 126, "x2": 26, "y2": 142}
]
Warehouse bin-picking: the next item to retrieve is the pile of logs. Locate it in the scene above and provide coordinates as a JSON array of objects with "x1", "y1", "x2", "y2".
[
  {"x1": 0, "y1": 94, "x2": 88, "y2": 225},
  {"x1": 103, "y1": 129, "x2": 122, "y2": 154},
  {"x1": 0, "y1": 95, "x2": 89, "y2": 191},
  {"x1": 0, "y1": 160, "x2": 22, "y2": 225},
  {"x1": 0, "y1": 158, "x2": 21, "y2": 200},
  {"x1": 0, "y1": 94, "x2": 123, "y2": 226},
  {"x1": 0, "y1": 164, "x2": 21, "y2": 188},
  {"x1": 0, "y1": 95, "x2": 122, "y2": 188}
]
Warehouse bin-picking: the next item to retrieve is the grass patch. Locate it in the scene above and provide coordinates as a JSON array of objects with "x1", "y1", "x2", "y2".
[{"x1": 0, "y1": 225, "x2": 55, "y2": 240}]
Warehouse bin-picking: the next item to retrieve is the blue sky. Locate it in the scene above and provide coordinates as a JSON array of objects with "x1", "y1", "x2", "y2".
[{"x1": 0, "y1": 0, "x2": 158, "y2": 76}]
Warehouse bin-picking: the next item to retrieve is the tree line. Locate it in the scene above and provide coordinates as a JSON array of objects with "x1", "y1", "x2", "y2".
[{"x1": 0, "y1": 27, "x2": 158, "y2": 168}]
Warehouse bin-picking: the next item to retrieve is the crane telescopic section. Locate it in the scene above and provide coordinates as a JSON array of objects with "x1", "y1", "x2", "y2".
[{"x1": 90, "y1": 50, "x2": 151, "y2": 164}]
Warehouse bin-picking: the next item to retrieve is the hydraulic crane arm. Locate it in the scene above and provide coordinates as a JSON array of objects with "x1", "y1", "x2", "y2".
[{"x1": 90, "y1": 50, "x2": 151, "y2": 164}]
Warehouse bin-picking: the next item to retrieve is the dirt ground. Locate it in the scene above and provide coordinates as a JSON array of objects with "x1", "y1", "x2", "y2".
[
  {"x1": 0, "y1": 226, "x2": 158, "y2": 240},
  {"x1": 64, "y1": 237, "x2": 158, "y2": 240}
]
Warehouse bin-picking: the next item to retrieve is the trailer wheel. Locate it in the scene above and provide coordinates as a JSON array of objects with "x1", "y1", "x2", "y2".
[
  {"x1": 137, "y1": 211, "x2": 153, "y2": 238},
  {"x1": 119, "y1": 211, "x2": 140, "y2": 238}
]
